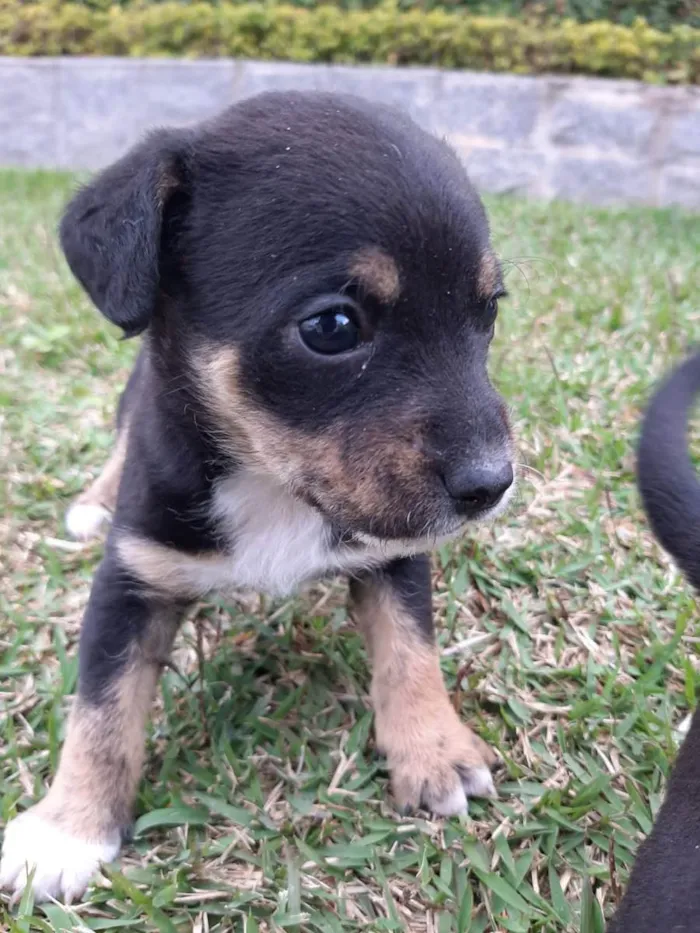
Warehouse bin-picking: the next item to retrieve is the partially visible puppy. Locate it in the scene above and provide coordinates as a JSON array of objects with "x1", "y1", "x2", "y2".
[
  {"x1": 0, "y1": 91, "x2": 514, "y2": 903},
  {"x1": 609, "y1": 348, "x2": 700, "y2": 932}
]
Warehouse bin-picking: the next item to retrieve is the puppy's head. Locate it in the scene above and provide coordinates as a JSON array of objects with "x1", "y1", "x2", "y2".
[{"x1": 61, "y1": 91, "x2": 513, "y2": 546}]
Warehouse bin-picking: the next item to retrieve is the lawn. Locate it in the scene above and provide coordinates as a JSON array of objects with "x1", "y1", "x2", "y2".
[{"x1": 1, "y1": 170, "x2": 699, "y2": 933}]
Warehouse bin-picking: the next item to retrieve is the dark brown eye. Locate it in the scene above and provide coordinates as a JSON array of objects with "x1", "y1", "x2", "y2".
[
  {"x1": 298, "y1": 295, "x2": 364, "y2": 355},
  {"x1": 484, "y1": 297, "x2": 499, "y2": 327},
  {"x1": 299, "y1": 307, "x2": 360, "y2": 355}
]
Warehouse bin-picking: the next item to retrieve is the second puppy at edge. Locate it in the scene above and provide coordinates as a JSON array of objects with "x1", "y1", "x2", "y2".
[{"x1": 0, "y1": 91, "x2": 515, "y2": 902}]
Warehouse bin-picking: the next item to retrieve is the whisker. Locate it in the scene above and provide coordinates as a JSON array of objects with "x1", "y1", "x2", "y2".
[{"x1": 513, "y1": 462, "x2": 545, "y2": 481}]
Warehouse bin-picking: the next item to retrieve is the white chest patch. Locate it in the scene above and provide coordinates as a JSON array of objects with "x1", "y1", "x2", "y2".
[
  {"x1": 211, "y1": 473, "x2": 353, "y2": 594},
  {"x1": 210, "y1": 472, "x2": 425, "y2": 596},
  {"x1": 119, "y1": 471, "x2": 446, "y2": 600}
]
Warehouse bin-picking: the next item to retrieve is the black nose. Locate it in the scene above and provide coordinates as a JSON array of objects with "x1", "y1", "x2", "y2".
[{"x1": 443, "y1": 461, "x2": 514, "y2": 515}]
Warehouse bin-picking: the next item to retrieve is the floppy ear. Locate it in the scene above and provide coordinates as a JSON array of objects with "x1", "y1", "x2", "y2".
[{"x1": 59, "y1": 132, "x2": 185, "y2": 337}]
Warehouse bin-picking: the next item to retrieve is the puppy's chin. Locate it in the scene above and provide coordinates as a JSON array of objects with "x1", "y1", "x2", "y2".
[{"x1": 350, "y1": 516, "x2": 466, "y2": 556}]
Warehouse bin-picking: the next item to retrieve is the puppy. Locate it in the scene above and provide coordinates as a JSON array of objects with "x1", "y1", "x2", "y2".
[
  {"x1": 609, "y1": 348, "x2": 700, "y2": 931},
  {"x1": 0, "y1": 91, "x2": 514, "y2": 903}
]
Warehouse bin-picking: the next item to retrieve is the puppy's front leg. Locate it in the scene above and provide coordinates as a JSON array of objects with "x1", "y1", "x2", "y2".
[
  {"x1": 0, "y1": 544, "x2": 181, "y2": 902},
  {"x1": 350, "y1": 555, "x2": 498, "y2": 816}
]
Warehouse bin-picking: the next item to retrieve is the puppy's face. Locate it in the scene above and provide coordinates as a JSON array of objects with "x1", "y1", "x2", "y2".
[{"x1": 61, "y1": 92, "x2": 513, "y2": 545}]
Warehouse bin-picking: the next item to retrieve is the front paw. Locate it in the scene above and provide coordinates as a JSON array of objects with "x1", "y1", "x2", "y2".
[
  {"x1": 382, "y1": 715, "x2": 499, "y2": 817},
  {"x1": 0, "y1": 808, "x2": 120, "y2": 903},
  {"x1": 65, "y1": 502, "x2": 112, "y2": 541}
]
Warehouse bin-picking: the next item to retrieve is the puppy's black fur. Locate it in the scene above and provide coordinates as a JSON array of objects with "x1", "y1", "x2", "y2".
[
  {"x1": 0, "y1": 91, "x2": 514, "y2": 903},
  {"x1": 62, "y1": 93, "x2": 510, "y2": 543},
  {"x1": 638, "y1": 349, "x2": 700, "y2": 591},
  {"x1": 609, "y1": 349, "x2": 700, "y2": 932}
]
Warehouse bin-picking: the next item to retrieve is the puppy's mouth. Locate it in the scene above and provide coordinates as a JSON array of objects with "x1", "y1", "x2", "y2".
[{"x1": 332, "y1": 470, "x2": 516, "y2": 553}]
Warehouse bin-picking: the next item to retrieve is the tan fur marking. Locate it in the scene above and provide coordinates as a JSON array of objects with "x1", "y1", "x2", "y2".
[
  {"x1": 191, "y1": 345, "x2": 435, "y2": 539},
  {"x1": 75, "y1": 418, "x2": 130, "y2": 515},
  {"x1": 193, "y1": 346, "x2": 274, "y2": 471},
  {"x1": 156, "y1": 168, "x2": 180, "y2": 207},
  {"x1": 117, "y1": 533, "x2": 221, "y2": 599},
  {"x1": 192, "y1": 345, "x2": 343, "y2": 486},
  {"x1": 477, "y1": 250, "x2": 501, "y2": 300},
  {"x1": 33, "y1": 612, "x2": 178, "y2": 841},
  {"x1": 349, "y1": 247, "x2": 400, "y2": 304},
  {"x1": 352, "y1": 583, "x2": 496, "y2": 812}
]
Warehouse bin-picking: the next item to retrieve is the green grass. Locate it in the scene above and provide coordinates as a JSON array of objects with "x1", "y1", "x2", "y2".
[{"x1": 1, "y1": 169, "x2": 699, "y2": 933}]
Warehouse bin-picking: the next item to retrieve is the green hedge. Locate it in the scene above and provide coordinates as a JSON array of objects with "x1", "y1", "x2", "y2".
[
  {"x1": 1, "y1": 0, "x2": 698, "y2": 83},
  {"x1": 542, "y1": 0, "x2": 696, "y2": 31},
  {"x1": 27, "y1": 0, "x2": 700, "y2": 33}
]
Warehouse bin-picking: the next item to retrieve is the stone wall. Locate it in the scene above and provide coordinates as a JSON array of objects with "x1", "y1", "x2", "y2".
[{"x1": 1, "y1": 57, "x2": 699, "y2": 210}]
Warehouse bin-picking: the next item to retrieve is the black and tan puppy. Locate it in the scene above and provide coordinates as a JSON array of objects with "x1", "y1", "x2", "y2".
[
  {"x1": 609, "y1": 348, "x2": 700, "y2": 932},
  {"x1": 0, "y1": 91, "x2": 514, "y2": 902}
]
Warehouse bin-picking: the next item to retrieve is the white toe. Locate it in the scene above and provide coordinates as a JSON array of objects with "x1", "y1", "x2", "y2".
[
  {"x1": 65, "y1": 503, "x2": 111, "y2": 541},
  {"x1": 427, "y1": 766, "x2": 496, "y2": 817},
  {"x1": 430, "y1": 782, "x2": 469, "y2": 816},
  {"x1": 460, "y1": 765, "x2": 497, "y2": 800},
  {"x1": 0, "y1": 810, "x2": 120, "y2": 903}
]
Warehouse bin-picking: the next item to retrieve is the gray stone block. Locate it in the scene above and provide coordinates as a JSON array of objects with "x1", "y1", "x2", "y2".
[
  {"x1": 551, "y1": 156, "x2": 653, "y2": 205},
  {"x1": 324, "y1": 65, "x2": 441, "y2": 130},
  {"x1": 660, "y1": 167, "x2": 700, "y2": 211},
  {"x1": 0, "y1": 61, "x2": 58, "y2": 166},
  {"x1": 236, "y1": 63, "x2": 441, "y2": 130},
  {"x1": 666, "y1": 110, "x2": 700, "y2": 161},
  {"x1": 429, "y1": 73, "x2": 541, "y2": 143},
  {"x1": 57, "y1": 58, "x2": 236, "y2": 169},
  {"x1": 549, "y1": 97, "x2": 656, "y2": 155},
  {"x1": 0, "y1": 57, "x2": 699, "y2": 210},
  {"x1": 452, "y1": 142, "x2": 545, "y2": 196},
  {"x1": 233, "y1": 60, "x2": 330, "y2": 98}
]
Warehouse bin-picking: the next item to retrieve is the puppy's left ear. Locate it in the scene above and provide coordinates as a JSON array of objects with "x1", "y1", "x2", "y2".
[{"x1": 59, "y1": 130, "x2": 187, "y2": 337}]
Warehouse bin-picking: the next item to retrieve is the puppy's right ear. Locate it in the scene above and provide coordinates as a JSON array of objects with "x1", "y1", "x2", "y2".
[{"x1": 59, "y1": 131, "x2": 186, "y2": 337}]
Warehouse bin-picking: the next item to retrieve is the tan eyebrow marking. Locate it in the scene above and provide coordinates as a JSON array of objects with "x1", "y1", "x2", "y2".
[
  {"x1": 349, "y1": 247, "x2": 401, "y2": 304},
  {"x1": 477, "y1": 250, "x2": 502, "y2": 300}
]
